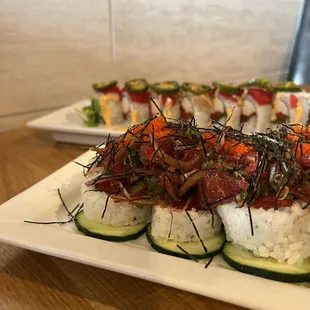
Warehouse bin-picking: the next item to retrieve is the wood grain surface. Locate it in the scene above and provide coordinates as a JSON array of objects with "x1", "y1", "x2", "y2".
[{"x1": 0, "y1": 128, "x2": 247, "y2": 310}]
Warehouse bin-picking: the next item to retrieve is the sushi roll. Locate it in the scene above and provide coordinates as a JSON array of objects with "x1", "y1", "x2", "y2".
[
  {"x1": 76, "y1": 116, "x2": 171, "y2": 241},
  {"x1": 214, "y1": 124, "x2": 310, "y2": 282},
  {"x1": 272, "y1": 82, "x2": 309, "y2": 126},
  {"x1": 92, "y1": 81, "x2": 123, "y2": 127},
  {"x1": 150, "y1": 81, "x2": 182, "y2": 119},
  {"x1": 122, "y1": 79, "x2": 151, "y2": 125},
  {"x1": 145, "y1": 128, "x2": 227, "y2": 259},
  {"x1": 211, "y1": 82, "x2": 242, "y2": 129},
  {"x1": 240, "y1": 79, "x2": 274, "y2": 133},
  {"x1": 181, "y1": 82, "x2": 214, "y2": 126}
]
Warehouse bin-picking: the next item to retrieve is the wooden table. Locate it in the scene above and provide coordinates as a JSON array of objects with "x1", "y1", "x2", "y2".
[{"x1": 0, "y1": 128, "x2": 246, "y2": 310}]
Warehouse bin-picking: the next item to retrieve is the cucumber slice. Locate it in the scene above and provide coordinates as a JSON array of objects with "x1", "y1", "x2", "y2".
[
  {"x1": 146, "y1": 224, "x2": 225, "y2": 259},
  {"x1": 212, "y1": 82, "x2": 240, "y2": 95},
  {"x1": 75, "y1": 211, "x2": 147, "y2": 242},
  {"x1": 150, "y1": 81, "x2": 180, "y2": 94},
  {"x1": 274, "y1": 82, "x2": 302, "y2": 92},
  {"x1": 125, "y1": 79, "x2": 149, "y2": 93},
  {"x1": 222, "y1": 242, "x2": 310, "y2": 283},
  {"x1": 239, "y1": 78, "x2": 274, "y2": 93},
  {"x1": 93, "y1": 81, "x2": 117, "y2": 92},
  {"x1": 181, "y1": 82, "x2": 210, "y2": 95}
]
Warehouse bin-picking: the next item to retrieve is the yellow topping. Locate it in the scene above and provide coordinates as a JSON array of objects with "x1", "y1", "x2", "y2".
[
  {"x1": 294, "y1": 97, "x2": 303, "y2": 124},
  {"x1": 164, "y1": 97, "x2": 173, "y2": 119},
  {"x1": 100, "y1": 93, "x2": 120, "y2": 128},
  {"x1": 271, "y1": 92, "x2": 281, "y2": 122},
  {"x1": 226, "y1": 104, "x2": 233, "y2": 126},
  {"x1": 131, "y1": 108, "x2": 137, "y2": 125}
]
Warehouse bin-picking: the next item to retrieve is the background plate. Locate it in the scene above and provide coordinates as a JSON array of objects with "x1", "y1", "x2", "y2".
[{"x1": 27, "y1": 100, "x2": 127, "y2": 145}]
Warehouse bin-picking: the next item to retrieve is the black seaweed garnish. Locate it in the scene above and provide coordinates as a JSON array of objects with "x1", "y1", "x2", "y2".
[
  {"x1": 176, "y1": 244, "x2": 199, "y2": 262},
  {"x1": 185, "y1": 211, "x2": 208, "y2": 254},
  {"x1": 205, "y1": 256, "x2": 213, "y2": 269}
]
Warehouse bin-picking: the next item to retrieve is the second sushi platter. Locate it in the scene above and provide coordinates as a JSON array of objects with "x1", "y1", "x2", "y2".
[
  {"x1": 2, "y1": 113, "x2": 310, "y2": 310},
  {"x1": 28, "y1": 79, "x2": 310, "y2": 145}
]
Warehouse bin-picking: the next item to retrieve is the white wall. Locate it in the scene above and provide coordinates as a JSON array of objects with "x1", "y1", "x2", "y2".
[{"x1": 0, "y1": 0, "x2": 301, "y2": 131}]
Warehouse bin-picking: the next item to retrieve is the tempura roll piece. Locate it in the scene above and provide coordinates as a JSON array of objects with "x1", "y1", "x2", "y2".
[
  {"x1": 150, "y1": 81, "x2": 182, "y2": 119},
  {"x1": 93, "y1": 81, "x2": 123, "y2": 127},
  {"x1": 272, "y1": 82, "x2": 309, "y2": 126},
  {"x1": 240, "y1": 79, "x2": 274, "y2": 133},
  {"x1": 212, "y1": 82, "x2": 242, "y2": 129},
  {"x1": 122, "y1": 79, "x2": 151, "y2": 125}
]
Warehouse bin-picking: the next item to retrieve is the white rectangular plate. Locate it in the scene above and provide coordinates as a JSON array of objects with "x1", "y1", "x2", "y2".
[
  {"x1": 27, "y1": 100, "x2": 128, "y2": 145},
  {"x1": 0, "y1": 151, "x2": 310, "y2": 310}
]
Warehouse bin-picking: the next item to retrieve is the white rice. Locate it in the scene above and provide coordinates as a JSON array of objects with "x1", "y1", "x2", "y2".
[
  {"x1": 151, "y1": 205, "x2": 222, "y2": 243},
  {"x1": 163, "y1": 102, "x2": 181, "y2": 119},
  {"x1": 241, "y1": 98, "x2": 256, "y2": 134},
  {"x1": 255, "y1": 105, "x2": 272, "y2": 132},
  {"x1": 108, "y1": 101, "x2": 124, "y2": 125},
  {"x1": 130, "y1": 102, "x2": 150, "y2": 124},
  {"x1": 217, "y1": 201, "x2": 310, "y2": 265},
  {"x1": 212, "y1": 94, "x2": 226, "y2": 124},
  {"x1": 194, "y1": 106, "x2": 211, "y2": 128},
  {"x1": 181, "y1": 96, "x2": 193, "y2": 116},
  {"x1": 81, "y1": 183, "x2": 151, "y2": 226}
]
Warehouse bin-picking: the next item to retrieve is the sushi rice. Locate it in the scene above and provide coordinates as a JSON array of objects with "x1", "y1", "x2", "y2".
[
  {"x1": 151, "y1": 205, "x2": 222, "y2": 243},
  {"x1": 217, "y1": 201, "x2": 310, "y2": 266},
  {"x1": 81, "y1": 183, "x2": 151, "y2": 226}
]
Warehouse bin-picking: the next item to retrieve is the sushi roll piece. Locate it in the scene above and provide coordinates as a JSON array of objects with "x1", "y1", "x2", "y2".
[
  {"x1": 215, "y1": 125, "x2": 310, "y2": 282},
  {"x1": 143, "y1": 120, "x2": 228, "y2": 259},
  {"x1": 148, "y1": 130, "x2": 256, "y2": 259},
  {"x1": 181, "y1": 82, "x2": 214, "y2": 126},
  {"x1": 77, "y1": 117, "x2": 171, "y2": 241},
  {"x1": 92, "y1": 81, "x2": 123, "y2": 127},
  {"x1": 240, "y1": 79, "x2": 274, "y2": 133},
  {"x1": 122, "y1": 79, "x2": 151, "y2": 125},
  {"x1": 211, "y1": 82, "x2": 242, "y2": 129},
  {"x1": 272, "y1": 82, "x2": 309, "y2": 126},
  {"x1": 150, "y1": 81, "x2": 182, "y2": 119}
]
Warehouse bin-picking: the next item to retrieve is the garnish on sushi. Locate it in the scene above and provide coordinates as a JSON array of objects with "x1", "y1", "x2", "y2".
[{"x1": 239, "y1": 78, "x2": 274, "y2": 133}]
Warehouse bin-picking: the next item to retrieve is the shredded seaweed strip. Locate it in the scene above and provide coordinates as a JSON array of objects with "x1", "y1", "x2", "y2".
[
  {"x1": 150, "y1": 96, "x2": 167, "y2": 122},
  {"x1": 198, "y1": 182, "x2": 214, "y2": 226},
  {"x1": 57, "y1": 188, "x2": 73, "y2": 217},
  {"x1": 247, "y1": 205, "x2": 254, "y2": 236},
  {"x1": 185, "y1": 211, "x2": 208, "y2": 254},
  {"x1": 68, "y1": 203, "x2": 84, "y2": 217},
  {"x1": 24, "y1": 203, "x2": 83, "y2": 225},
  {"x1": 176, "y1": 244, "x2": 199, "y2": 262},
  {"x1": 303, "y1": 201, "x2": 310, "y2": 210},
  {"x1": 101, "y1": 192, "x2": 117, "y2": 219},
  {"x1": 168, "y1": 211, "x2": 173, "y2": 239},
  {"x1": 205, "y1": 256, "x2": 213, "y2": 269},
  {"x1": 208, "y1": 193, "x2": 236, "y2": 207}
]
